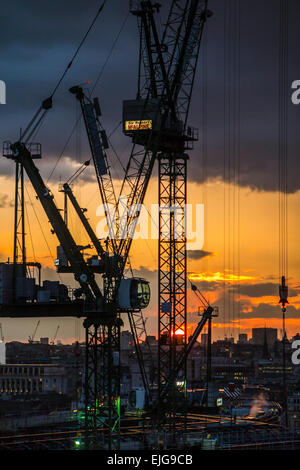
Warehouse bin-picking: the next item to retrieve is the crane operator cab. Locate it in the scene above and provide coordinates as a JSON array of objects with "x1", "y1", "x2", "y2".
[{"x1": 118, "y1": 278, "x2": 150, "y2": 310}]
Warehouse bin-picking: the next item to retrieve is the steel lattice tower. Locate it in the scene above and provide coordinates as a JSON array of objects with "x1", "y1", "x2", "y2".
[
  {"x1": 158, "y1": 153, "x2": 187, "y2": 424},
  {"x1": 84, "y1": 320, "x2": 121, "y2": 449}
]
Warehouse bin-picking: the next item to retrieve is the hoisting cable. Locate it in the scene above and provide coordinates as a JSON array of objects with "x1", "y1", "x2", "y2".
[
  {"x1": 90, "y1": 12, "x2": 130, "y2": 93},
  {"x1": 188, "y1": 279, "x2": 210, "y2": 308},
  {"x1": 19, "y1": 1, "x2": 108, "y2": 144},
  {"x1": 24, "y1": 183, "x2": 63, "y2": 283},
  {"x1": 66, "y1": 160, "x2": 91, "y2": 186},
  {"x1": 231, "y1": 0, "x2": 240, "y2": 341},
  {"x1": 223, "y1": 0, "x2": 240, "y2": 341},
  {"x1": 223, "y1": 0, "x2": 229, "y2": 339},
  {"x1": 236, "y1": 0, "x2": 241, "y2": 339},
  {"x1": 278, "y1": 0, "x2": 289, "y2": 429},
  {"x1": 46, "y1": 11, "x2": 128, "y2": 184}
]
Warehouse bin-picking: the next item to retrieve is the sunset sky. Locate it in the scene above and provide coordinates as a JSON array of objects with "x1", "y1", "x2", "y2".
[{"x1": 0, "y1": 0, "x2": 300, "y2": 343}]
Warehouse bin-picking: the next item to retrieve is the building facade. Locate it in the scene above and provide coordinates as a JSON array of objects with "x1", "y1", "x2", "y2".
[{"x1": 0, "y1": 364, "x2": 67, "y2": 395}]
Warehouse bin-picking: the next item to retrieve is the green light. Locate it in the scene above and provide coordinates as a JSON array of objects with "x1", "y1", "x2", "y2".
[{"x1": 74, "y1": 439, "x2": 81, "y2": 447}]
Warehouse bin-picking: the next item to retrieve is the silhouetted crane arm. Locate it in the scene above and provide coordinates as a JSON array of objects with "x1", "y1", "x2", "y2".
[
  {"x1": 62, "y1": 183, "x2": 105, "y2": 259},
  {"x1": 158, "y1": 280, "x2": 217, "y2": 401},
  {"x1": 69, "y1": 86, "x2": 118, "y2": 255},
  {"x1": 159, "y1": 305, "x2": 213, "y2": 402},
  {"x1": 179, "y1": 306, "x2": 213, "y2": 371},
  {"x1": 51, "y1": 325, "x2": 60, "y2": 345},
  {"x1": 10, "y1": 142, "x2": 102, "y2": 305},
  {"x1": 29, "y1": 320, "x2": 40, "y2": 343}
]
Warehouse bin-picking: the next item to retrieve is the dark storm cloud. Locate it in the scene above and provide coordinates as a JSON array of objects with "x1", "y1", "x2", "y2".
[
  {"x1": 0, "y1": 0, "x2": 138, "y2": 184},
  {"x1": 187, "y1": 278, "x2": 220, "y2": 292},
  {"x1": 240, "y1": 302, "x2": 300, "y2": 320},
  {"x1": 187, "y1": 249, "x2": 214, "y2": 260},
  {"x1": 207, "y1": 290, "x2": 300, "y2": 323},
  {"x1": 1, "y1": 0, "x2": 300, "y2": 192},
  {"x1": 132, "y1": 266, "x2": 158, "y2": 283},
  {"x1": 0, "y1": 1, "x2": 106, "y2": 48},
  {"x1": 37, "y1": 156, "x2": 97, "y2": 184},
  {"x1": 230, "y1": 282, "x2": 299, "y2": 298},
  {"x1": 189, "y1": 0, "x2": 300, "y2": 193}
]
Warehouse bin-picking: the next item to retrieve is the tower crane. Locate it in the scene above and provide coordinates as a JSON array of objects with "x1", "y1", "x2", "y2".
[
  {"x1": 51, "y1": 325, "x2": 60, "y2": 345},
  {"x1": 73, "y1": 0, "x2": 211, "y2": 431},
  {"x1": 122, "y1": 0, "x2": 211, "y2": 424},
  {"x1": 28, "y1": 320, "x2": 40, "y2": 344}
]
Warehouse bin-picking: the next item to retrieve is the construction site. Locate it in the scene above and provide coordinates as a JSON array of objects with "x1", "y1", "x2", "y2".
[{"x1": 0, "y1": 0, "x2": 299, "y2": 453}]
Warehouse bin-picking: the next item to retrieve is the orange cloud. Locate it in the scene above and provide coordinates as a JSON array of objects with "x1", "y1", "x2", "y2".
[{"x1": 188, "y1": 271, "x2": 257, "y2": 283}]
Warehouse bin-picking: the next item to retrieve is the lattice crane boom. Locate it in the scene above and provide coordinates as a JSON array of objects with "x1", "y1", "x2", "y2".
[{"x1": 70, "y1": 87, "x2": 154, "y2": 407}]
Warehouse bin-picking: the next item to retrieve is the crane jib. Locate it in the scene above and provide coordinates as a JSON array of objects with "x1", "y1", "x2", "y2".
[{"x1": 83, "y1": 102, "x2": 107, "y2": 176}]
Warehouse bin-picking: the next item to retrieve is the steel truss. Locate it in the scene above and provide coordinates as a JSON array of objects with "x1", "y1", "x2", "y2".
[
  {"x1": 84, "y1": 320, "x2": 121, "y2": 450},
  {"x1": 158, "y1": 153, "x2": 187, "y2": 425}
]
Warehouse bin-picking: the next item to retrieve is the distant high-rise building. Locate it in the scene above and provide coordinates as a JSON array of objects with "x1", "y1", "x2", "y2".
[
  {"x1": 121, "y1": 330, "x2": 134, "y2": 350},
  {"x1": 146, "y1": 335, "x2": 157, "y2": 345},
  {"x1": 40, "y1": 337, "x2": 49, "y2": 345},
  {"x1": 201, "y1": 334, "x2": 208, "y2": 346},
  {"x1": 238, "y1": 334, "x2": 248, "y2": 344},
  {"x1": 0, "y1": 341, "x2": 5, "y2": 364},
  {"x1": 252, "y1": 328, "x2": 277, "y2": 346}
]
